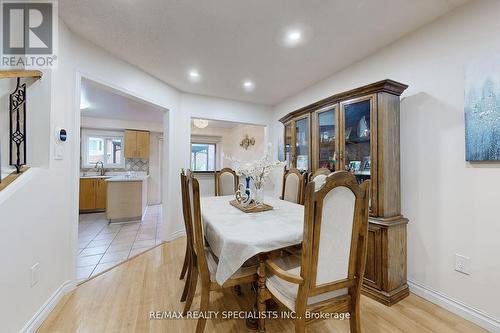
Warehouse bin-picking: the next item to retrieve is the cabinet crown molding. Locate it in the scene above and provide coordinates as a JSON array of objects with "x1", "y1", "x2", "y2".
[{"x1": 279, "y1": 79, "x2": 408, "y2": 124}]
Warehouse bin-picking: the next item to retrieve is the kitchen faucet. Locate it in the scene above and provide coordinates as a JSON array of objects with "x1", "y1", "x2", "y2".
[{"x1": 95, "y1": 161, "x2": 105, "y2": 176}]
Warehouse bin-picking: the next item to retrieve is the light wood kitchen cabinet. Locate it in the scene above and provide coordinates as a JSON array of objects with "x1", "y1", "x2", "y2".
[
  {"x1": 79, "y1": 178, "x2": 107, "y2": 212},
  {"x1": 124, "y1": 130, "x2": 150, "y2": 159},
  {"x1": 280, "y1": 80, "x2": 409, "y2": 306},
  {"x1": 95, "y1": 179, "x2": 107, "y2": 210},
  {"x1": 79, "y1": 178, "x2": 96, "y2": 211}
]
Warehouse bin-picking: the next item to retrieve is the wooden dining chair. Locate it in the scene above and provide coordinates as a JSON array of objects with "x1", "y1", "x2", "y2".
[
  {"x1": 179, "y1": 169, "x2": 196, "y2": 313},
  {"x1": 308, "y1": 168, "x2": 331, "y2": 190},
  {"x1": 281, "y1": 168, "x2": 308, "y2": 204},
  {"x1": 259, "y1": 171, "x2": 370, "y2": 333},
  {"x1": 185, "y1": 171, "x2": 258, "y2": 333},
  {"x1": 214, "y1": 167, "x2": 238, "y2": 196},
  {"x1": 309, "y1": 167, "x2": 331, "y2": 181}
]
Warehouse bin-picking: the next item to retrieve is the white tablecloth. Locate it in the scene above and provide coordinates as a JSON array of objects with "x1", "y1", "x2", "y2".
[{"x1": 201, "y1": 195, "x2": 304, "y2": 285}]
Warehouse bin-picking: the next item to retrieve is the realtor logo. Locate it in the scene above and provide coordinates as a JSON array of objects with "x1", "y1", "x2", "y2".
[{"x1": 1, "y1": 1, "x2": 57, "y2": 68}]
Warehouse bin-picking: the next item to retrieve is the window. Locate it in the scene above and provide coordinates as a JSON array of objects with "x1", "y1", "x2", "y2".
[
  {"x1": 82, "y1": 130, "x2": 125, "y2": 168},
  {"x1": 191, "y1": 143, "x2": 216, "y2": 171}
]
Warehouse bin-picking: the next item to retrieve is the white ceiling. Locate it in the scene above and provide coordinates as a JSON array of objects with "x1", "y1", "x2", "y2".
[
  {"x1": 191, "y1": 118, "x2": 246, "y2": 129},
  {"x1": 80, "y1": 78, "x2": 165, "y2": 122},
  {"x1": 61, "y1": 0, "x2": 468, "y2": 105}
]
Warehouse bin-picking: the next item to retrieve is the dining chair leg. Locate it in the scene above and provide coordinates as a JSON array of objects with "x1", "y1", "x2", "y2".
[
  {"x1": 195, "y1": 286, "x2": 210, "y2": 333},
  {"x1": 294, "y1": 317, "x2": 306, "y2": 333},
  {"x1": 179, "y1": 246, "x2": 189, "y2": 280},
  {"x1": 180, "y1": 252, "x2": 192, "y2": 302},
  {"x1": 349, "y1": 293, "x2": 361, "y2": 333},
  {"x1": 183, "y1": 266, "x2": 198, "y2": 316}
]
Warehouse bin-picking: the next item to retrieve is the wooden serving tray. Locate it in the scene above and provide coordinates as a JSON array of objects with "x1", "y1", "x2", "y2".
[{"x1": 230, "y1": 199, "x2": 273, "y2": 213}]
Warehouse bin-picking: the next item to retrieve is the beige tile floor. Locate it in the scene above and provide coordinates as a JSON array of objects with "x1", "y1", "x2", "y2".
[{"x1": 77, "y1": 204, "x2": 162, "y2": 282}]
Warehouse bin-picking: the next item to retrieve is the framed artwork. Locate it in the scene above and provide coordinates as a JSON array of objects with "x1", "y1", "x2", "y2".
[{"x1": 465, "y1": 52, "x2": 500, "y2": 161}]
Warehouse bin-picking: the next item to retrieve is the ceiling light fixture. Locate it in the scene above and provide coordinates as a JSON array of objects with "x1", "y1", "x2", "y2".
[
  {"x1": 193, "y1": 118, "x2": 208, "y2": 129},
  {"x1": 283, "y1": 28, "x2": 305, "y2": 48},
  {"x1": 189, "y1": 69, "x2": 201, "y2": 82},
  {"x1": 243, "y1": 80, "x2": 255, "y2": 92}
]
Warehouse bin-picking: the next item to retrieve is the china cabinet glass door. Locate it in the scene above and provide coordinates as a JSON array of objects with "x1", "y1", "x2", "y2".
[
  {"x1": 295, "y1": 116, "x2": 310, "y2": 171},
  {"x1": 284, "y1": 122, "x2": 293, "y2": 169},
  {"x1": 315, "y1": 107, "x2": 337, "y2": 171},
  {"x1": 341, "y1": 95, "x2": 377, "y2": 214}
]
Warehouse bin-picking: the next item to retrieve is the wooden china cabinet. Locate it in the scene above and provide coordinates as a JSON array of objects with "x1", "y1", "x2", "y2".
[
  {"x1": 284, "y1": 114, "x2": 311, "y2": 171},
  {"x1": 280, "y1": 80, "x2": 409, "y2": 305}
]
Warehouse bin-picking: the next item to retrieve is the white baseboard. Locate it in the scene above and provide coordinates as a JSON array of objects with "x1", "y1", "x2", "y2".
[
  {"x1": 20, "y1": 280, "x2": 76, "y2": 333},
  {"x1": 408, "y1": 279, "x2": 500, "y2": 333},
  {"x1": 164, "y1": 229, "x2": 186, "y2": 242}
]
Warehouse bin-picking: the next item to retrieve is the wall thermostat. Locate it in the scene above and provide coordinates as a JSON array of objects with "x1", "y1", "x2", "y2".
[{"x1": 55, "y1": 128, "x2": 68, "y2": 143}]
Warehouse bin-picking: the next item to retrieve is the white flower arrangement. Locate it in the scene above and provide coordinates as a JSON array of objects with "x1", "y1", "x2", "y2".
[{"x1": 227, "y1": 145, "x2": 286, "y2": 190}]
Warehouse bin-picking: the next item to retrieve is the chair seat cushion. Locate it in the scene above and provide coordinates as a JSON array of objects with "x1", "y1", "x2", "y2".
[
  {"x1": 266, "y1": 255, "x2": 347, "y2": 311},
  {"x1": 204, "y1": 248, "x2": 257, "y2": 284}
]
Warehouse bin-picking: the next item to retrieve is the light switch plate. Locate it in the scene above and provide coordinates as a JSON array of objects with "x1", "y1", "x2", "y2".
[{"x1": 54, "y1": 144, "x2": 63, "y2": 160}]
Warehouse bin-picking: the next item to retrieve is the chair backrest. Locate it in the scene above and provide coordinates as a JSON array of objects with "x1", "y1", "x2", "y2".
[
  {"x1": 298, "y1": 171, "x2": 370, "y2": 302},
  {"x1": 180, "y1": 169, "x2": 195, "y2": 255},
  {"x1": 309, "y1": 167, "x2": 331, "y2": 181},
  {"x1": 281, "y1": 168, "x2": 307, "y2": 204},
  {"x1": 215, "y1": 168, "x2": 238, "y2": 196},
  {"x1": 185, "y1": 170, "x2": 210, "y2": 281},
  {"x1": 309, "y1": 168, "x2": 331, "y2": 190}
]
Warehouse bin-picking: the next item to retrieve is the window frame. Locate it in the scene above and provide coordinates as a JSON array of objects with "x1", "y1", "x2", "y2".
[
  {"x1": 190, "y1": 135, "x2": 222, "y2": 173},
  {"x1": 81, "y1": 129, "x2": 126, "y2": 169},
  {"x1": 190, "y1": 142, "x2": 217, "y2": 172}
]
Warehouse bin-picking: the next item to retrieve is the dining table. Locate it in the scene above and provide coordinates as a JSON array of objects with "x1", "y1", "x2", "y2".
[{"x1": 200, "y1": 195, "x2": 305, "y2": 286}]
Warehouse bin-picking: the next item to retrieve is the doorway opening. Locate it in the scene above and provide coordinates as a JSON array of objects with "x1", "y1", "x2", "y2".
[{"x1": 75, "y1": 77, "x2": 167, "y2": 282}]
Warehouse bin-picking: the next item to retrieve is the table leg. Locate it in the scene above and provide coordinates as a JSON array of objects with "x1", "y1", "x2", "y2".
[
  {"x1": 245, "y1": 282, "x2": 259, "y2": 330},
  {"x1": 257, "y1": 255, "x2": 267, "y2": 333}
]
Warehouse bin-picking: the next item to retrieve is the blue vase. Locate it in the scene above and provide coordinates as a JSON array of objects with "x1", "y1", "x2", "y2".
[{"x1": 245, "y1": 177, "x2": 251, "y2": 196}]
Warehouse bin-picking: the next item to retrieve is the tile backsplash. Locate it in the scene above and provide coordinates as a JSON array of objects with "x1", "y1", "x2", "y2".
[
  {"x1": 81, "y1": 158, "x2": 149, "y2": 173},
  {"x1": 125, "y1": 158, "x2": 149, "y2": 172}
]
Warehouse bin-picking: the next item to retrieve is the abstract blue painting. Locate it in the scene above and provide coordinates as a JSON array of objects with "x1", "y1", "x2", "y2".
[{"x1": 465, "y1": 53, "x2": 500, "y2": 161}]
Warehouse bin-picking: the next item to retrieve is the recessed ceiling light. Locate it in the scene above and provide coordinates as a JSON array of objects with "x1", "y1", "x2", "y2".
[
  {"x1": 188, "y1": 70, "x2": 201, "y2": 82},
  {"x1": 243, "y1": 80, "x2": 255, "y2": 91},
  {"x1": 282, "y1": 28, "x2": 306, "y2": 48}
]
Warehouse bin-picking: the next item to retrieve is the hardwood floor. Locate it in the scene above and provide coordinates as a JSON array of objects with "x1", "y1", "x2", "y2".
[{"x1": 39, "y1": 238, "x2": 486, "y2": 333}]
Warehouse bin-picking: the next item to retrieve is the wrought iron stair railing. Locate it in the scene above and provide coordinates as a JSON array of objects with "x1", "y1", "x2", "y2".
[{"x1": 0, "y1": 70, "x2": 42, "y2": 191}]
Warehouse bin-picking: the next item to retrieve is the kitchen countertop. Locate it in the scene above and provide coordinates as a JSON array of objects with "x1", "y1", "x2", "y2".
[
  {"x1": 80, "y1": 175, "x2": 112, "y2": 179},
  {"x1": 105, "y1": 175, "x2": 150, "y2": 182},
  {"x1": 80, "y1": 174, "x2": 149, "y2": 182}
]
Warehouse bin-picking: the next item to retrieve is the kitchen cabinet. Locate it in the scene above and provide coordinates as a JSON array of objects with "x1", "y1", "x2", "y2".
[
  {"x1": 79, "y1": 178, "x2": 107, "y2": 212},
  {"x1": 124, "y1": 130, "x2": 150, "y2": 159},
  {"x1": 280, "y1": 80, "x2": 409, "y2": 306},
  {"x1": 106, "y1": 177, "x2": 148, "y2": 222}
]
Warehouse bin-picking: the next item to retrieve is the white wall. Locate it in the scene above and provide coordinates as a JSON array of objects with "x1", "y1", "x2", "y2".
[
  {"x1": 0, "y1": 73, "x2": 57, "y2": 333},
  {"x1": 273, "y1": 0, "x2": 500, "y2": 328},
  {"x1": 148, "y1": 132, "x2": 163, "y2": 205}
]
